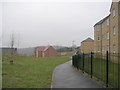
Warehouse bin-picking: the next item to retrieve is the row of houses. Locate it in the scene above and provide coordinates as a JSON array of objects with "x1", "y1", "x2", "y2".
[{"x1": 80, "y1": 1, "x2": 120, "y2": 55}]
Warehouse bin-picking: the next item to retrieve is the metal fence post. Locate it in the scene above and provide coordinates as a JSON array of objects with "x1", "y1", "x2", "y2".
[
  {"x1": 78, "y1": 54, "x2": 80, "y2": 70},
  {"x1": 72, "y1": 55, "x2": 75, "y2": 67},
  {"x1": 72, "y1": 55, "x2": 73, "y2": 66},
  {"x1": 91, "y1": 52, "x2": 93, "y2": 78},
  {"x1": 79, "y1": 54, "x2": 81, "y2": 70},
  {"x1": 118, "y1": 54, "x2": 120, "y2": 89},
  {"x1": 74, "y1": 55, "x2": 76, "y2": 68},
  {"x1": 72, "y1": 55, "x2": 74, "y2": 66},
  {"x1": 106, "y1": 51, "x2": 109, "y2": 87},
  {"x1": 83, "y1": 53, "x2": 84, "y2": 73},
  {"x1": 77, "y1": 54, "x2": 79, "y2": 70}
]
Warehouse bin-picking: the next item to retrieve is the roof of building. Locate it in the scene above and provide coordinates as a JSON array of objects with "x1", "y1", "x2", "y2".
[
  {"x1": 95, "y1": 0, "x2": 120, "y2": 27},
  {"x1": 94, "y1": 15, "x2": 110, "y2": 27},
  {"x1": 81, "y1": 38, "x2": 94, "y2": 43},
  {"x1": 35, "y1": 46, "x2": 54, "y2": 52}
]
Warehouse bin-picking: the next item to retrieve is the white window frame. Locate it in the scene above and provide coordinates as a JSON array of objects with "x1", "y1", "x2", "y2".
[
  {"x1": 102, "y1": 23, "x2": 104, "y2": 29},
  {"x1": 103, "y1": 34, "x2": 106, "y2": 40},
  {"x1": 113, "y1": 26, "x2": 116, "y2": 35},
  {"x1": 98, "y1": 36, "x2": 100, "y2": 41},
  {"x1": 107, "y1": 19, "x2": 109, "y2": 26},
  {"x1": 98, "y1": 47, "x2": 100, "y2": 53},
  {"x1": 102, "y1": 47, "x2": 104, "y2": 52},
  {"x1": 107, "y1": 32, "x2": 109, "y2": 40},
  {"x1": 113, "y1": 45, "x2": 116, "y2": 54},
  {"x1": 106, "y1": 45, "x2": 109, "y2": 52},
  {"x1": 113, "y1": 9, "x2": 115, "y2": 17}
]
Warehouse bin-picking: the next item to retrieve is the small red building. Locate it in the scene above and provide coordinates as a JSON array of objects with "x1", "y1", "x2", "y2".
[{"x1": 34, "y1": 46, "x2": 57, "y2": 57}]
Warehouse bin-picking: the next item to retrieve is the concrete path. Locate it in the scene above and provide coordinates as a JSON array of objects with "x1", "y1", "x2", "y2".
[{"x1": 51, "y1": 61, "x2": 103, "y2": 88}]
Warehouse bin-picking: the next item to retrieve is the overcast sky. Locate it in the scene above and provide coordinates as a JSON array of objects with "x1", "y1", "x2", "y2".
[{"x1": 0, "y1": 0, "x2": 112, "y2": 48}]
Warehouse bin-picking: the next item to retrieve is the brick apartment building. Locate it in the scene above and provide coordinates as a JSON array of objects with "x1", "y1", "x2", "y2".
[
  {"x1": 94, "y1": 1, "x2": 120, "y2": 55},
  {"x1": 81, "y1": 38, "x2": 94, "y2": 54},
  {"x1": 34, "y1": 46, "x2": 57, "y2": 58}
]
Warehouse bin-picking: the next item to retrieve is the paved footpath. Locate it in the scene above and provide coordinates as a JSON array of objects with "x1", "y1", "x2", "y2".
[{"x1": 51, "y1": 61, "x2": 103, "y2": 88}]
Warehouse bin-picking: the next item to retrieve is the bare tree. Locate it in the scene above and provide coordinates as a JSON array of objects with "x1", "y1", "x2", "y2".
[{"x1": 10, "y1": 33, "x2": 15, "y2": 64}]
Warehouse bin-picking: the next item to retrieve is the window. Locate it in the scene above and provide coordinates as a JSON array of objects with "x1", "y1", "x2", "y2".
[
  {"x1": 96, "y1": 26, "x2": 100, "y2": 31},
  {"x1": 113, "y1": 45, "x2": 116, "y2": 53},
  {"x1": 113, "y1": 26, "x2": 116, "y2": 35},
  {"x1": 98, "y1": 47, "x2": 100, "y2": 53},
  {"x1": 102, "y1": 24, "x2": 104, "y2": 29},
  {"x1": 102, "y1": 47, "x2": 104, "y2": 52},
  {"x1": 107, "y1": 32, "x2": 109, "y2": 40},
  {"x1": 103, "y1": 34, "x2": 106, "y2": 40},
  {"x1": 107, "y1": 19, "x2": 109, "y2": 26},
  {"x1": 98, "y1": 36, "x2": 100, "y2": 41},
  {"x1": 97, "y1": 29, "x2": 100, "y2": 31},
  {"x1": 106, "y1": 45, "x2": 109, "y2": 52},
  {"x1": 113, "y1": 9, "x2": 115, "y2": 17}
]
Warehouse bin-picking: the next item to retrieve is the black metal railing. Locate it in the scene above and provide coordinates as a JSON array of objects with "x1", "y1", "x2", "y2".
[{"x1": 72, "y1": 51, "x2": 120, "y2": 88}]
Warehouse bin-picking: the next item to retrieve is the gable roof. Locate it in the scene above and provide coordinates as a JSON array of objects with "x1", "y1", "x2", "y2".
[
  {"x1": 35, "y1": 46, "x2": 53, "y2": 52},
  {"x1": 81, "y1": 38, "x2": 94, "y2": 43},
  {"x1": 95, "y1": 0, "x2": 120, "y2": 27},
  {"x1": 94, "y1": 15, "x2": 110, "y2": 27}
]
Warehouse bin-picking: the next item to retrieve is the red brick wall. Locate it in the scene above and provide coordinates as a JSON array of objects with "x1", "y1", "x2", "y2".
[
  {"x1": 35, "y1": 46, "x2": 57, "y2": 57},
  {"x1": 35, "y1": 48, "x2": 43, "y2": 57},
  {"x1": 38, "y1": 51, "x2": 42, "y2": 57},
  {"x1": 44, "y1": 46, "x2": 57, "y2": 57}
]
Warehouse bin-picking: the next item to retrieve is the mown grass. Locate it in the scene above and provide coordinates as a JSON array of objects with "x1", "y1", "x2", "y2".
[{"x1": 2, "y1": 55, "x2": 70, "y2": 88}]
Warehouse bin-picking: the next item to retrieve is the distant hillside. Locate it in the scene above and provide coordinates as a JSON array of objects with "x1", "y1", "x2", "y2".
[
  {"x1": 2, "y1": 45, "x2": 80, "y2": 56},
  {"x1": 17, "y1": 46, "x2": 64, "y2": 56},
  {"x1": 53, "y1": 46, "x2": 76, "y2": 52},
  {"x1": 17, "y1": 47, "x2": 35, "y2": 56},
  {"x1": 17, "y1": 46, "x2": 73, "y2": 56}
]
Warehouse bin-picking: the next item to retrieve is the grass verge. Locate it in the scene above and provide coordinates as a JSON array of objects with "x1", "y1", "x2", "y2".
[{"x1": 2, "y1": 55, "x2": 70, "y2": 88}]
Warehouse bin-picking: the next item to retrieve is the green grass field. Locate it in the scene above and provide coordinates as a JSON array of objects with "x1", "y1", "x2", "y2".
[{"x1": 2, "y1": 55, "x2": 70, "y2": 88}]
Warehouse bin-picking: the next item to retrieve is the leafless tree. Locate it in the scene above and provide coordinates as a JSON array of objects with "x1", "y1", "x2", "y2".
[{"x1": 10, "y1": 33, "x2": 15, "y2": 64}]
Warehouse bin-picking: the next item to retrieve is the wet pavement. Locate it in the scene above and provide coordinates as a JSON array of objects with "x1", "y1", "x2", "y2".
[{"x1": 51, "y1": 61, "x2": 103, "y2": 88}]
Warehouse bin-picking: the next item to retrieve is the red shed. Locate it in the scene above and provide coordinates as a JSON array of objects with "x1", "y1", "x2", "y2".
[{"x1": 35, "y1": 46, "x2": 57, "y2": 57}]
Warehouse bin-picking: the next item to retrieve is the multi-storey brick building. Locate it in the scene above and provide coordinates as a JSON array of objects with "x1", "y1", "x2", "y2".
[
  {"x1": 81, "y1": 37, "x2": 94, "y2": 54},
  {"x1": 94, "y1": 1, "x2": 120, "y2": 56},
  {"x1": 110, "y1": 1, "x2": 120, "y2": 55}
]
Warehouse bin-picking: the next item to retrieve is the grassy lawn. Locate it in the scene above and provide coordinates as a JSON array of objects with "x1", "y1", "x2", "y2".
[{"x1": 2, "y1": 55, "x2": 70, "y2": 88}]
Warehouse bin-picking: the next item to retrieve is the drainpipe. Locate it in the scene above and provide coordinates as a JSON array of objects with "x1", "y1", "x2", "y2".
[
  {"x1": 108, "y1": 16, "x2": 110, "y2": 61},
  {"x1": 100, "y1": 23, "x2": 102, "y2": 82}
]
